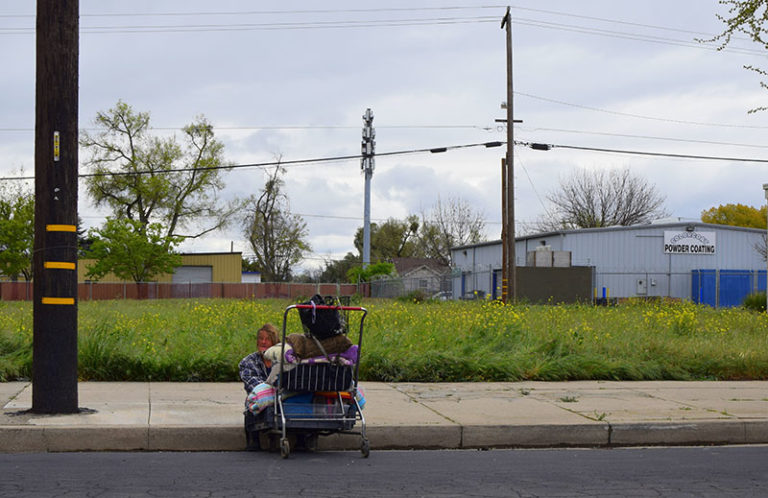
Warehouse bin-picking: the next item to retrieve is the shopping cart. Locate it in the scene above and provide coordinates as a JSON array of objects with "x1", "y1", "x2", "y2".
[{"x1": 244, "y1": 300, "x2": 369, "y2": 458}]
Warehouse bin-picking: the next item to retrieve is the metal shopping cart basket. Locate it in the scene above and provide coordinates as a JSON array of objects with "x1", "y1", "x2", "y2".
[{"x1": 244, "y1": 298, "x2": 369, "y2": 458}]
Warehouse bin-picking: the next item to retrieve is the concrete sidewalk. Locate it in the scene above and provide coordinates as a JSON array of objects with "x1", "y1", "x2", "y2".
[{"x1": 1, "y1": 381, "x2": 767, "y2": 452}]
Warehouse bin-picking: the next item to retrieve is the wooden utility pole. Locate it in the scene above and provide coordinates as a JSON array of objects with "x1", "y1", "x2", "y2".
[
  {"x1": 501, "y1": 158, "x2": 507, "y2": 301},
  {"x1": 32, "y1": 0, "x2": 79, "y2": 413},
  {"x1": 501, "y1": 7, "x2": 516, "y2": 303}
]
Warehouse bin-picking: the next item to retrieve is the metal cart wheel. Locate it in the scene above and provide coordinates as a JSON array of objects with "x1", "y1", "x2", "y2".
[
  {"x1": 361, "y1": 438, "x2": 370, "y2": 458},
  {"x1": 280, "y1": 437, "x2": 290, "y2": 459}
]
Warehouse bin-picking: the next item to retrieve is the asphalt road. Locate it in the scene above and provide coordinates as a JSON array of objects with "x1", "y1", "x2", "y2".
[{"x1": 0, "y1": 446, "x2": 766, "y2": 497}]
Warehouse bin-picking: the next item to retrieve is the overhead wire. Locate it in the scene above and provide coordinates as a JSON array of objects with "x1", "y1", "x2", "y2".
[
  {"x1": 510, "y1": 17, "x2": 763, "y2": 56},
  {"x1": 515, "y1": 91, "x2": 768, "y2": 129},
  {"x1": 0, "y1": 124, "x2": 493, "y2": 133},
  {"x1": 0, "y1": 140, "x2": 504, "y2": 181},
  {"x1": 0, "y1": 5, "x2": 757, "y2": 59},
  {"x1": 0, "y1": 1, "x2": 738, "y2": 45},
  {"x1": 0, "y1": 16, "x2": 499, "y2": 35},
  {"x1": 516, "y1": 140, "x2": 768, "y2": 163},
  {"x1": 515, "y1": 149, "x2": 557, "y2": 226},
  {"x1": 508, "y1": 4, "x2": 735, "y2": 39},
  {"x1": 5, "y1": 136, "x2": 768, "y2": 182},
  {"x1": 520, "y1": 126, "x2": 768, "y2": 149},
  {"x1": 0, "y1": 6, "x2": 509, "y2": 18}
]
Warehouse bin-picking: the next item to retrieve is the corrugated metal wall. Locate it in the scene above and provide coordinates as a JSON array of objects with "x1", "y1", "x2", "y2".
[
  {"x1": 451, "y1": 223, "x2": 767, "y2": 302},
  {"x1": 78, "y1": 252, "x2": 243, "y2": 283}
]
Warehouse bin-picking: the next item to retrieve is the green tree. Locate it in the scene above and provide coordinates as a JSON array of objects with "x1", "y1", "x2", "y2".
[
  {"x1": 346, "y1": 261, "x2": 395, "y2": 283},
  {"x1": 701, "y1": 203, "x2": 767, "y2": 228},
  {"x1": 0, "y1": 182, "x2": 34, "y2": 281},
  {"x1": 80, "y1": 100, "x2": 238, "y2": 247},
  {"x1": 419, "y1": 196, "x2": 486, "y2": 266},
  {"x1": 243, "y1": 165, "x2": 310, "y2": 282},
  {"x1": 353, "y1": 216, "x2": 422, "y2": 261},
  {"x1": 241, "y1": 257, "x2": 260, "y2": 273},
  {"x1": 85, "y1": 218, "x2": 182, "y2": 283},
  {"x1": 318, "y1": 252, "x2": 360, "y2": 283},
  {"x1": 708, "y1": 0, "x2": 768, "y2": 112}
]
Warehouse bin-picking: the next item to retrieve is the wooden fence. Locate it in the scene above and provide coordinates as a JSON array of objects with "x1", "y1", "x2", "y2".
[{"x1": 0, "y1": 281, "x2": 365, "y2": 302}]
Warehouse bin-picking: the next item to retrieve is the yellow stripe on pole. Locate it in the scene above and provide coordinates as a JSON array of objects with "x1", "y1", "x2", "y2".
[
  {"x1": 46, "y1": 224, "x2": 77, "y2": 232},
  {"x1": 44, "y1": 261, "x2": 76, "y2": 270},
  {"x1": 41, "y1": 297, "x2": 75, "y2": 305}
]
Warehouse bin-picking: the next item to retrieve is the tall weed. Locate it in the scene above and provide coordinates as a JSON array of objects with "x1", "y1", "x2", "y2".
[{"x1": 0, "y1": 298, "x2": 767, "y2": 382}]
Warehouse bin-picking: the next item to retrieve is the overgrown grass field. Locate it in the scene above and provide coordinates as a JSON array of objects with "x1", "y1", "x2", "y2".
[{"x1": 1, "y1": 298, "x2": 767, "y2": 382}]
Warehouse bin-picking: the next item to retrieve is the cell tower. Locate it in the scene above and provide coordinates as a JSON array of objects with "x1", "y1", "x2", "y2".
[{"x1": 361, "y1": 108, "x2": 375, "y2": 268}]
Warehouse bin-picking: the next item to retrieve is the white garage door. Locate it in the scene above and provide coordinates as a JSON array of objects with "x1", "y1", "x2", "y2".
[{"x1": 172, "y1": 266, "x2": 212, "y2": 283}]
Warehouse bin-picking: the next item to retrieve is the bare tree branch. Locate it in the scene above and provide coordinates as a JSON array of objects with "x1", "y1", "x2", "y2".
[{"x1": 534, "y1": 167, "x2": 668, "y2": 232}]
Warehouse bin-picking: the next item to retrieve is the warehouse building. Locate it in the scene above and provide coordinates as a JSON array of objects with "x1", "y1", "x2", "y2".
[
  {"x1": 78, "y1": 252, "x2": 243, "y2": 283},
  {"x1": 451, "y1": 220, "x2": 767, "y2": 306}
]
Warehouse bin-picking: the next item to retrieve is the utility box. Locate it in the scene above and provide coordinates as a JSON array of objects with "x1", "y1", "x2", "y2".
[{"x1": 636, "y1": 278, "x2": 648, "y2": 295}]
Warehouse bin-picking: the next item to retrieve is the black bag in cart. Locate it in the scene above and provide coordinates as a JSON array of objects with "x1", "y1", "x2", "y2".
[{"x1": 298, "y1": 294, "x2": 345, "y2": 340}]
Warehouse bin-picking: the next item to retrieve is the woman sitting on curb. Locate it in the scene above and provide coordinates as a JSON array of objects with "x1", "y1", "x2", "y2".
[{"x1": 239, "y1": 323, "x2": 279, "y2": 393}]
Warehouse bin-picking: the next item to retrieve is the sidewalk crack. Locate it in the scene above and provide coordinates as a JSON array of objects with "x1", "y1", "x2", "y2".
[{"x1": 389, "y1": 384, "x2": 461, "y2": 425}]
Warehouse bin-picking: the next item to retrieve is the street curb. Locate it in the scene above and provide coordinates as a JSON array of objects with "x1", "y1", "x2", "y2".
[
  {"x1": 459, "y1": 423, "x2": 610, "y2": 448},
  {"x1": 609, "y1": 420, "x2": 768, "y2": 447},
  {"x1": 3, "y1": 420, "x2": 767, "y2": 452}
]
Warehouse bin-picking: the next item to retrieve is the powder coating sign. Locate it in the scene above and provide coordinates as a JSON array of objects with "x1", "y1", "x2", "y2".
[{"x1": 664, "y1": 231, "x2": 716, "y2": 255}]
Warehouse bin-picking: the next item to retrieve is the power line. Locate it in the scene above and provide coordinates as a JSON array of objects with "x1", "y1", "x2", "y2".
[
  {"x1": 0, "y1": 124, "x2": 492, "y2": 133},
  {"x1": 0, "y1": 16, "x2": 499, "y2": 35},
  {"x1": 510, "y1": 17, "x2": 763, "y2": 56},
  {"x1": 0, "y1": 140, "x2": 504, "y2": 181},
  {"x1": 80, "y1": 15, "x2": 497, "y2": 31},
  {"x1": 4, "y1": 138, "x2": 768, "y2": 183},
  {"x1": 515, "y1": 91, "x2": 768, "y2": 129},
  {"x1": 517, "y1": 140, "x2": 768, "y2": 163},
  {"x1": 0, "y1": 6, "x2": 508, "y2": 18},
  {"x1": 508, "y1": 5, "x2": 729, "y2": 39},
  {"x1": 0, "y1": 3, "x2": 744, "y2": 46},
  {"x1": 0, "y1": 6, "x2": 758, "y2": 58},
  {"x1": 515, "y1": 150, "x2": 556, "y2": 224},
  {"x1": 520, "y1": 126, "x2": 768, "y2": 150}
]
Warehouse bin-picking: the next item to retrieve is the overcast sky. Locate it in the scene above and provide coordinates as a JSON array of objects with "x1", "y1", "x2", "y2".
[{"x1": 2, "y1": 1, "x2": 768, "y2": 272}]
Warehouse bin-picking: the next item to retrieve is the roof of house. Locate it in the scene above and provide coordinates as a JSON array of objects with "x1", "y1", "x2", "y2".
[{"x1": 390, "y1": 257, "x2": 449, "y2": 276}]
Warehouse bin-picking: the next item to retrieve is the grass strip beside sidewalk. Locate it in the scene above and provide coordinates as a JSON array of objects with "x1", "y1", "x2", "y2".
[{"x1": 0, "y1": 298, "x2": 766, "y2": 382}]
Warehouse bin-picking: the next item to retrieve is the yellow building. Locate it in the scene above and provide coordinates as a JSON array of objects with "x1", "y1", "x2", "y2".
[{"x1": 78, "y1": 252, "x2": 243, "y2": 283}]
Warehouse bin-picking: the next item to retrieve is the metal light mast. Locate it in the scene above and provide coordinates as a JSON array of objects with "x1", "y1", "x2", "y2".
[{"x1": 361, "y1": 108, "x2": 375, "y2": 268}]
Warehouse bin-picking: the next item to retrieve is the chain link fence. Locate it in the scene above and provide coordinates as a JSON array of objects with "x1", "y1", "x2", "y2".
[
  {"x1": 369, "y1": 273, "x2": 453, "y2": 299},
  {"x1": 452, "y1": 266, "x2": 766, "y2": 307},
  {"x1": 3, "y1": 268, "x2": 763, "y2": 307}
]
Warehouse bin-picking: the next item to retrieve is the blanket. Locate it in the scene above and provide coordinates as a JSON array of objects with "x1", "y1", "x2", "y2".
[{"x1": 285, "y1": 333, "x2": 352, "y2": 359}]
